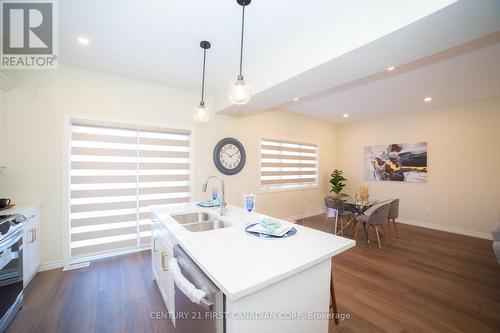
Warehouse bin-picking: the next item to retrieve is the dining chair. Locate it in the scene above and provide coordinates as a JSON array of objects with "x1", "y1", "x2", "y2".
[
  {"x1": 354, "y1": 203, "x2": 391, "y2": 249},
  {"x1": 387, "y1": 199, "x2": 400, "y2": 238},
  {"x1": 324, "y1": 196, "x2": 353, "y2": 236}
]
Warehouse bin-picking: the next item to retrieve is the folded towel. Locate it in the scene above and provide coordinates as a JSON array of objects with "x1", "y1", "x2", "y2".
[
  {"x1": 248, "y1": 222, "x2": 293, "y2": 237},
  {"x1": 169, "y1": 258, "x2": 206, "y2": 304},
  {"x1": 197, "y1": 199, "x2": 221, "y2": 208},
  {"x1": 259, "y1": 218, "x2": 282, "y2": 233}
]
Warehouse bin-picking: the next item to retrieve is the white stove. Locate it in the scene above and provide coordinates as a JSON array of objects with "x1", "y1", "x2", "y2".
[{"x1": 0, "y1": 214, "x2": 27, "y2": 333}]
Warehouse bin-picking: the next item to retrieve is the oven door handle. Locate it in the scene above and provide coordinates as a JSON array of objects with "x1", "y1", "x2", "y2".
[
  {"x1": 0, "y1": 230, "x2": 23, "y2": 269},
  {"x1": 0, "y1": 248, "x2": 13, "y2": 270},
  {"x1": 0, "y1": 229, "x2": 23, "y2": 252},
  {"x1": 169, "y1": 258, "x2": 214, "y2": 311}
]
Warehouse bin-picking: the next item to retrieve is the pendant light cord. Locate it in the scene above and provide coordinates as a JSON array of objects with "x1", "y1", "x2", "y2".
[
  {"x1": 239, "y1": 5, "x2": 245, "y2": 77},
  {"x1": 201, "y1": 48, "x2": 206, "y2": 103}
]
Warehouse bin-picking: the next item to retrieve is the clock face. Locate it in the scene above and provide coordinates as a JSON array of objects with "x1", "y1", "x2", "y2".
[
  {"x1": 219, "y1": 144, "x2": 242, "y2": 170},
  {"x1": 213, "y1": 138, "x2": 246, "y2": 175}
]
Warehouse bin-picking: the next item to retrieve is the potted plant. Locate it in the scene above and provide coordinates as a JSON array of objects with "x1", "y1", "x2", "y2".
[{"x1": 329, "y1": 169, "x2": 348, "y2": 202}]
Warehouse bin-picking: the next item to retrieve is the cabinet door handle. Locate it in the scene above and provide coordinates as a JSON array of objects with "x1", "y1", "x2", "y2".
[
  {"x1": 161, "y1": 251, "x2": 168, "y2": 271},
  {"x1": 29, "y1": 229, "x2": 36, "y2": 243},
  {"x1": 153, "y1": 237, "x2": 158, "y2": 252}
]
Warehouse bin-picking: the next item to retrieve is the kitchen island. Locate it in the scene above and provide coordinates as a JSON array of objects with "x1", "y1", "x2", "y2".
[{"x1": 150, "y1": 203, "x2": 355, "y2": 333}]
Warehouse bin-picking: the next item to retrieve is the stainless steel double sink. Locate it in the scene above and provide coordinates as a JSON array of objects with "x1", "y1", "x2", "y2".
[{"x1": 170, "y1": 212, "x2": 232, "y2": 232}]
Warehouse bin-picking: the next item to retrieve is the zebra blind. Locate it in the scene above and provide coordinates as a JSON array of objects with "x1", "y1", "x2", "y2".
[
  {"x1": 260, "y1": 138, "x2": 319, "y2": 190},
  {"x1": 70, "y1": 121, "x2": 191, "y2": 260}
]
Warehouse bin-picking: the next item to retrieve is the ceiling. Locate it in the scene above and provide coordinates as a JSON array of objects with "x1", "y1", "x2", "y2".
[
  {"x1": 278, "y1": 41, "x2": 500, "y2": 123},
  {"x1": 217, "y1": 0, "x2": 500, "y2": 118},
  {"x1": 58, "y1": 0, "x2": 500, "y2": 123},
  {"x1": 59, "y1": 0, "x2": 455, "y2": 105}
]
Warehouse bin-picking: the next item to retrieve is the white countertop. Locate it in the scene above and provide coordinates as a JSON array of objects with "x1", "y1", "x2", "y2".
[{"x1": 151, "y1": 203, "x2": 355, "y2": 301}]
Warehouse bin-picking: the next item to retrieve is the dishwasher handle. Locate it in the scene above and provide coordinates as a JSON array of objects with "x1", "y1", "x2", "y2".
[{"x1": 170, "y1": 258, "x2": 214, "y2": 311}]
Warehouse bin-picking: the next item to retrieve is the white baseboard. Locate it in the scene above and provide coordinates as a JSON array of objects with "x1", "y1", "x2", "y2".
[
  {"x1": 397, "y1": 218, "x2": 493, "y2": 240},
  {"x1": 70, "y1": 245, "x2": 150, "y2": 265},
  {"x1": 63, "y1": 262, "x2": 90, "y2": 271},
  {"x1": 283, "y1": 211, "x2": 493, "y2": 240},
  {"x1": 37, "y1": 246, "x2": 151, "y2": 273},
  {"x1": 284, "y1": 209, "x2": 325, "y2": 223},
  {"x1": 38, "y1": 259, "x2": 63, "y2": 272}
]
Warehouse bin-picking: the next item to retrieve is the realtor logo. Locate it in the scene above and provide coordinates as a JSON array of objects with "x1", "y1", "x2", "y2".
[{"x1": 1, "y1": 0, "x2": 58, "y2": 69}]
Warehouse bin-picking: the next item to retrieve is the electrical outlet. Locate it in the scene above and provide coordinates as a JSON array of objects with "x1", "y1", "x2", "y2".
[{"x1": 425, "y1": 206, "x2": 431, "y2": 213}]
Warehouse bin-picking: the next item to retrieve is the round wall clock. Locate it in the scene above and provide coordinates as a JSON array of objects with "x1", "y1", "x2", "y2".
[{"x1": 213, "y1": 138, "x2": 246, "y2": 175}]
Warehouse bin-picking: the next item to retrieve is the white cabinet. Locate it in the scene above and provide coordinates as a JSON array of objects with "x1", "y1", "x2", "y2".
[
  {"x1": 152, "y1": 222, "x2": 162, "y2": 283},
  {"x1": 151, "y1": 213, "x2": 176, "y2": 324},
  {"x1": 17, "y1": 205, "x2": 42, "y2": 287},
  {"x1": 159, "y1": 235, "x2": 173, "y2": 311}
]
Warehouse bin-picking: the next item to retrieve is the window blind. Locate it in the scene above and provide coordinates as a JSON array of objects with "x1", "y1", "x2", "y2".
[
  {"x1": 70, "y1": 121, "x2": 191, "y2": 260},
  {"x1": 260, "y1": 138, "x2": 318, "y2": 190}
]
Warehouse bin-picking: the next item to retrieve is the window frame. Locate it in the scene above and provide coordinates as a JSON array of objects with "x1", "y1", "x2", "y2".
[
  {"x1": 62, "y1": 114, "x2": 194, "y2": 267},
  {"x1": 258, "y1": 137, "x2": 320, "y2": 193}
]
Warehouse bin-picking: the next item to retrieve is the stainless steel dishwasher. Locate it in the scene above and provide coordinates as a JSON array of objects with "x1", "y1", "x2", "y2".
[{"x1": 173, "y1": 245, "x2": 224, "y2": 333}]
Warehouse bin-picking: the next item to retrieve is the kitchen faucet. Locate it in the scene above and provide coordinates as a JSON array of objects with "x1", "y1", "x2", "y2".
[{"x1": 202, "y1": 175, "x2": 227, "y2": 215}]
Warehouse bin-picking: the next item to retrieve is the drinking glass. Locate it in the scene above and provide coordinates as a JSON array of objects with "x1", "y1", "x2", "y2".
[{"x1": 243, "y1": 194, "x2": 256, "y2": 225}]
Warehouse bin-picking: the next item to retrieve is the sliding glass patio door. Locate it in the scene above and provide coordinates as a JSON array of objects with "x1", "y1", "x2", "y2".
[{"x1": 69, "y1": 120, "x2": 191, "y2": 261}]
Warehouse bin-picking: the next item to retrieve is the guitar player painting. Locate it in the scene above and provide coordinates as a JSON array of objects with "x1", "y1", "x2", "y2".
[{"x1": 364, "y1": 142, "x2": 428, "y2": 183}]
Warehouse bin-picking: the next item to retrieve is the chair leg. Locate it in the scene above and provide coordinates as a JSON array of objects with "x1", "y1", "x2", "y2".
[
  {"x1": 374, "y1": 225, "x2": 382, "y2": 249},
  {"x1": 340, "y1": 217, "x2": 344, "y2": 236},
  {"x1": 354, "y1": 221, "x2": 360, "y2": 239},
  {"x1": 333, "y1": 214, "x2": 339, "y2": 235},
  {"x1": 323, "y1": 215, "x2": 329, "y2": 227},
  {"x1": 393, "y1": 218, "x2": 399, "y2": 238},
  {"x1": 330, "y1": 275, "x2": 339, "y2": 325}
]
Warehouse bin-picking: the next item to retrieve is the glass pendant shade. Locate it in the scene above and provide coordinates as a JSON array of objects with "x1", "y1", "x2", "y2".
[
  {"x1": 229, "y1": 0, "x2": 252, "y2": 105},
  {"x1": 228, "y1": 77, "x2": 251, "y2": 105},
  {"x1": 193, "y1": 102, "x2": 210, "y2": 123}
]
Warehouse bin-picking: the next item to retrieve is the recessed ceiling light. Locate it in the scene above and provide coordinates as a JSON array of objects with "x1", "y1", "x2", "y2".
[
  {"x1": 77, "y1": 37, "x2": 90, "y2": 46},
  {"x1": 424, "y1": 97, "x2": 432, "y2": 102},
  {"x1": 343, "y1": 114, "x2": 349, "y2": 118},
  {"x1": 293, "y1": 97, "x2": 299, "y2": 102},
  {"x1": 387, "y1": 66, "x2": 395, "y2": 71}
]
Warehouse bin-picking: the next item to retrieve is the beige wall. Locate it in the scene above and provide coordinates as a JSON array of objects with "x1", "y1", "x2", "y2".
[
  {"x1": 0, "y1": 67, "x2": 336, "y2": 264},
  {"x1": 335, "y1": 98, "x2": 500, "y2": 237}
]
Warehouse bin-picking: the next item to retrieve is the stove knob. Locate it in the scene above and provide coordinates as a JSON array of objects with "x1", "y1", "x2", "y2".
[{"x1": 14, "y1": 216, "x2": 25, "y2": 224}]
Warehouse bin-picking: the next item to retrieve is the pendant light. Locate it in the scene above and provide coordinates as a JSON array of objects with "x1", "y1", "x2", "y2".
[
  {"x1": 194, "y1": 41, "x2": 211, "y2": 123},
  {"x1": 228, "y1": 0, "x2": 252, "y2": 105}
]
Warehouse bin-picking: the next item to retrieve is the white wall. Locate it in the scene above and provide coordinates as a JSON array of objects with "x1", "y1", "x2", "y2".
[
  {"x1": 335, "y1": 98, "x2": 500, "y2": 238},
  {"x1": 0, "y1": 66, "x2": 336, "y2": 264}
]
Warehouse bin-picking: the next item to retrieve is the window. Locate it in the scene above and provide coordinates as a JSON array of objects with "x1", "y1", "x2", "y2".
[
  {"x1": 260, "y1": 138, "x2": 318, "y2": 191},
  {"x1": 69, "y1": 120, "x2": 191, "y2": 261}
]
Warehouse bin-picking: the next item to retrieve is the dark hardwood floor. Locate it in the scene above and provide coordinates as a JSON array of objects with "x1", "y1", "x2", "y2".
[
  {"x1": 7, "y1": 251, "x2": 173, "y2": 333},
  {"x1": 296, "y1": 215, "x2": 500, "y2": 333},
  {"x1": 7, "y1": 216, "x2": 500, "y2": 333}
]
